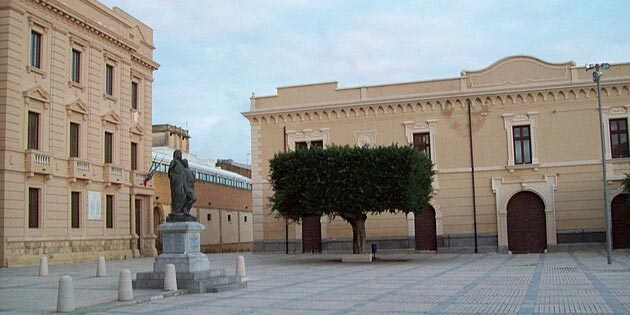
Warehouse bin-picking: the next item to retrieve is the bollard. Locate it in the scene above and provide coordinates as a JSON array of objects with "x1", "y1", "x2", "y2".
[
  {"x1": 39, "y1": 256, "x2": 49, "y2": 277},
  {"x1": 96, "y1": 256, "x2": 106, "y2": 277},
  {"x1": 236, "y1": 256, "x2": 247, "y2": 282},
  {"x1": 118, "y1": 269, "x2": 133, "y2": 301},
  {"x1": 56, "y1": 275, "x2": 75, "y2": 313},
  {"x1": 163, "y1": 264, "x2": 177, "y2": 291}
]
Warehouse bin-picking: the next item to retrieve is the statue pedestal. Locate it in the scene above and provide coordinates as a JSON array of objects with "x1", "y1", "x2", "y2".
[
  {"x1": 153, "y1": 222, "x2": 209, "y2": 273},
  {"x1": 134, "y1": 222, "x2": 246, "y2": 293}
]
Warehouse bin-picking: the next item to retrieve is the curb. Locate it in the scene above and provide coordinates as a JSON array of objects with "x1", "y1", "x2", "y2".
[{"x1": 70, "y1": 290, "x2": 185, "y2": 314}]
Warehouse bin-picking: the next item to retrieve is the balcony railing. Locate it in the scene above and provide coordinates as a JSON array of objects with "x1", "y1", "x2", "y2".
[
  {"x1": 104, "y1": 164, "x2": 123, "y2": 184},
  {"x1": 25, "y1": 150, "x2": 54, "y2": 176},
  {"x1": 68, "y1": 158, "x2": 91, "y2": 181}
]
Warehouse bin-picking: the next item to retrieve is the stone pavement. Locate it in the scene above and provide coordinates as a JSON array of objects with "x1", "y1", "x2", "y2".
[{"x1": 3, "y1": 251, "x2": 630, "y2": 314}]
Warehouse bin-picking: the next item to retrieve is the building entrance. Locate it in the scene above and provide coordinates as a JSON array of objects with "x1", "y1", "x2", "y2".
[
  {"x1": 507, "y1": 191, "x2": 547, "y2": 253},
  {"x1": 302, "y1": 216, "x2": 322, "y2": 253},
  {"x1": 415, "y1": 206, "x2": 437, "y2": 251},
  {"x1": 612, "y1": 194, "x2": 630, "y2": 249}
]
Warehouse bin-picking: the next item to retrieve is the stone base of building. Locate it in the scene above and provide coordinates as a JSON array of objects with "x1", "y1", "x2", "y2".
[
  {"x1": 201, "y1": 242, "x2": 253, "y2": 253},
  {"x1": 3, "y1": 238, "x2": 136, "y2": 267},
  {"x1": 253, "y1": 230, "x2": 611, "y2": 254}
]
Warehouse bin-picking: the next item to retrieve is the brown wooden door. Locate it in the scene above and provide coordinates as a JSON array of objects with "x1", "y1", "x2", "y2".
[
  {"x1": 612, "y1": 194, "x2": 630, "y2": 249},
  {"x1": 415, "y1": 206, "x2": 437, "y2": 251},
  {"x1": 302, "y1": 216, "x2": 322, "y2": 253},
  {"x1": 507, "y1": 191, "x2": 547, "y2": 254}
]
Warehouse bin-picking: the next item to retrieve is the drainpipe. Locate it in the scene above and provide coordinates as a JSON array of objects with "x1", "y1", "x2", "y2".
[
  {"x1": 283, "y1": 126, "x2": 289, "y2": 254},
  {"x1": 467, "y1": 99, "x2": 479, "y2": 254}
]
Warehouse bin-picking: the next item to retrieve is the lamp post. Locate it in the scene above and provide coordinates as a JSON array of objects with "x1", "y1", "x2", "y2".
[{"x1": 586, "y1": 62, "x2": 612, "y2": 264}]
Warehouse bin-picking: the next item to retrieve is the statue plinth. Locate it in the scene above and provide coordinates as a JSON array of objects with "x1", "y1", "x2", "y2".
[
  {"x1": 153, "y1": 222, "x2": 209, "y2": 273},
  {"x1": 133, "y1": 222, "x2": 246, "y2": 293},
  {"x1": 166, "y1": 212, "x2": 197, "y2": 223}
]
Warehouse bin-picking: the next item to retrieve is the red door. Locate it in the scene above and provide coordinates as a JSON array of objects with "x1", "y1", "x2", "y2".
[
  {"x1": 612, "y1": 194, "x2": 630, "y2": 249},
  {"x1": 302, "y1": 216, "x2": 322, "y2": 253},
  {"x1": 415, "y1": 206, "x2": 437, "y2": 251},
  {"x1": 507, "y1": 191, "x2": 547, "y2": 254}
]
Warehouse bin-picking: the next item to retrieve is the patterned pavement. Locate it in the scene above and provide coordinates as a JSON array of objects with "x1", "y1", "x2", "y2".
[{"x1": 2, "y1": 251, "x2": 630, "y2": 314}]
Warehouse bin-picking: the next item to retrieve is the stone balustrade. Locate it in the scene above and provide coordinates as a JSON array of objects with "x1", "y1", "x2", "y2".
[
  {"x1": 104, "y1": 164, "x2": 124, "y2": 184},
  {"x1": 25, "y1": 150, "x2": 54, "y2": 176},
  {"x1": 68, "y1": 158, "x2": 91, "y2": 181}
]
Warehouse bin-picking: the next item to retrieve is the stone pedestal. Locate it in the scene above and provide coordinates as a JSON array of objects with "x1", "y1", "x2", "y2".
[
  {"x1": 133, "y1": 222, "x2": 245, "y2": 293},
  {"x1": 153, "y1": 222, "x2": 209, "y2": 273}
]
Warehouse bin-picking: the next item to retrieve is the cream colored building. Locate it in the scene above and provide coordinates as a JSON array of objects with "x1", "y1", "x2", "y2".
[
  {"x1": 243, "y1": 56, "x2": 630, "y2": 254},
  {"x1": 0, "y1": 0, "x2": 158, "y2": 266}
]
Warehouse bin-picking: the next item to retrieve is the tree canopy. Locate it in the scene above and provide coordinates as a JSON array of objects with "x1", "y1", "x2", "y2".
[{"x1": 268, "y1": 144, "x2": 434, "y2": 253}]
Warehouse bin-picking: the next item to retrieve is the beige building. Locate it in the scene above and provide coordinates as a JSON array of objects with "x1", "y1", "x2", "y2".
[
  {"x1": 151, "y1": 124, "x2": 253, "y2": 253},
  {"x1": 0, "y1": 0, "x2": 158, "y2": 266},
  {"x1": 243, "y1": 56, "x2": 630, "y2": 254}
]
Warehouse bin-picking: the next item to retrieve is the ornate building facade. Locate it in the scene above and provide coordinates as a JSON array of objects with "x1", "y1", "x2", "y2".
[
  {"x1": 243, "y1": 56, "x2": 630, "y2": 254},
  {"x1": 0, "y1": 0, "x2": 158, "y2": 266}
]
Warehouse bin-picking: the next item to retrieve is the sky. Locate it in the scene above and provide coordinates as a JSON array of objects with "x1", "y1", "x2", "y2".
[{"x1": 100, "y1": 0, "x2": 630, "y2": 165}]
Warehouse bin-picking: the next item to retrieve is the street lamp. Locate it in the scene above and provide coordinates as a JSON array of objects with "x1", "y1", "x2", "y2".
[{"x1": 586, "y1": 62, "x2": 612, "y2": 264}]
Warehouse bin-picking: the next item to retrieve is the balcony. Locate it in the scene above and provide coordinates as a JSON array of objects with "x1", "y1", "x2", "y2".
[
  {"x1": 68, "y1": 158, "x2": 91, "y2": 181},
  {"x1": 25, "y1": 150, "x2": 54, "y2": 176},
  {"x1": 104, "y1": 164, "x2": 123, "y2": 184},
  {"x1": 131, "y1": 170, "x2": 150, "y2": 187},
  {"x1": 609, "y1": 158, "x2": 630, "y2": 180}
]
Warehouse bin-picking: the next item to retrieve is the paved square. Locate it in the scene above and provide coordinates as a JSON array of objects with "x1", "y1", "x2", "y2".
[{"x1": 2, "y1": 251, "x2": 630, "y2": 314}]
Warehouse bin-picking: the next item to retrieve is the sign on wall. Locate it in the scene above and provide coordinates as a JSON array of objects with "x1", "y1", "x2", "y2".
[{"x1": 88, "y1": 191, "x2": 102, "y2": 220}]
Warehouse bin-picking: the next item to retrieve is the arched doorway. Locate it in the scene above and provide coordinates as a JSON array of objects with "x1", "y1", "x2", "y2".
[
  {"x1": 612, "y1": 194, "x2": 630, "y2": 249},
  {"x1": 153, "y1": 206, "x2": 165, "y2": 253},
  {"x1": 507, "y1": 191, "x2": 547, "y2": 253},
  {"x1": 415, "y1": 206, "x2": 437, "y2": 251},
  {"x1": 302, "y1": 216, "x2": 322, "y2": 253}
]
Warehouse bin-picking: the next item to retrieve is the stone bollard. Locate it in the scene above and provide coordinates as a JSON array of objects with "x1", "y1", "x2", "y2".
[
  {"x1": 118, "y1": 269, "x2": 133, "y2": 301},
  {"x1": 39, "y1": 256, "x2": 49, "y2": 277},
  {"x1": 163, "y1": 264, "x2": 177, "y2": 291},
  {"x1": 56, "y1": 275, "x2": 75, "y2": 313},
  {"x1": 96, "y1": 256, "x2": 106, "y2": 277},
  {"x1": 236, "y1": 256, "x2": 247, "y2": 282}
]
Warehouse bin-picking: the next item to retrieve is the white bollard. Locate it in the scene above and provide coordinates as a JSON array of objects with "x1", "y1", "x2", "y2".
[
  {"x1": 236, "y1": 255, "x2": 247, "y2": 282},
  {"x1": 118, "y1": 269, "x2": 133, "y2": 301},
  {"x1": 96, "y1": 256, "x2": 106, "y2": 277},
  {"x1": 56, "y1": 275, "x2": 75, "y2": 313},
  {"x1": 163, "y1": 264, "x2": 177, "y2": 291},
  {"x1": 39, "y1": 256, "x2": 49, "y2": 277}
]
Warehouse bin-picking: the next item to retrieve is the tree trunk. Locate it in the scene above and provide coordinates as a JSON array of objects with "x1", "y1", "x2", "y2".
[{"x1": 350, "y1": 215, "x2": 367, "y2": 254}]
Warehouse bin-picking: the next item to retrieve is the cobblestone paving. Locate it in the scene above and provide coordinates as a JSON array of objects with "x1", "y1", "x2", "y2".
[{"x1": 3, "y1": 251, "x2": 630, "y2": 314}]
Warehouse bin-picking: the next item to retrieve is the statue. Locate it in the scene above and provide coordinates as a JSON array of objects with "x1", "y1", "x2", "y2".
[{"x1": 166, "y1": 150, "x2": 197, "y2": 222}]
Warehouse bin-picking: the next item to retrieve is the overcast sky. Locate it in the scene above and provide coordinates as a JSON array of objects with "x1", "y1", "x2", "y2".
[{"x1": 100, "y1": 0, "x2": 630, "y2": 165}]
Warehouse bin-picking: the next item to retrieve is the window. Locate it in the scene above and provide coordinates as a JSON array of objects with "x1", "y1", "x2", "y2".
[
  {"x1": 227, "y1": 214, "x2": 231, "y2": 222},
  {"x1": 70, "y1": 123, "x2": 79, "y2": 158},
  {"x1": 131, "y1": 82, "x2": 138, "y2": 109},
  {"x1": 295, "y1": 141, "x2": 307, "y2": 150},
  {"x1": 106, "y1": 195, "x2": 113, "y2": 229},
  {"x1": 610, "y1": 118, "x2": 629, "y2": 158},
  {"x1": 207, "y1": 213, "x2": 211, "y2": 221},
  {"x1": 104, "y1": 132, "x2": 113, "y2": 163},
  {"x1": 71, "y1": 191, "x2": 80, "y2": 228},
  {"x1": 311, "y1": 140, "x2": 323, "y2": 148},
  {"x1": 513, "y1": 125, "x2": 532, "y2": 164},
  {"x1": 28, "y1": 111, "x2": 39, "y2": 150},
  {"x1": 28, "y1": 188, "x2": 39, "y2": 229},
  {"x1": 71, "y1": 49, "x2": 81, "y2": 83},
  {"x1": 131, "y1": 142, "x2": 137, "y2": 170},
  {"x1": 413, "y1": 133, "x2": 431, "y2": 158},
  {"x1": 244, "y1": 216, "x2": 247, "y2": 222},
  {"x1": 105, "y1": 64, "x2": 114, "y2": 95},
  {"x1": 30, "y1": 31, "x2": 42, "y2": 68}
]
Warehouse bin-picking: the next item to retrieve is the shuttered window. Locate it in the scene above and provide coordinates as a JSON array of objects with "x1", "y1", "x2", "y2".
[
  {"x1": 29, "y1": 188, "x2": 39, "y2": 229},
  {"x1": 28, "y1": 111, "x2": 39, "y2": 150},
  {"x1": 71, "y1": 192, "x2": 80, "y2": 228},
  {"x1": 70, "y1": 123, "x2": 79, "y2": 158}
]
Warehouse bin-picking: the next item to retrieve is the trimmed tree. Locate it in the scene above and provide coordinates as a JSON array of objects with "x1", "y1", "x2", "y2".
[{"x1": 268, "y1": 144, "x2": 434, "y2": 254}]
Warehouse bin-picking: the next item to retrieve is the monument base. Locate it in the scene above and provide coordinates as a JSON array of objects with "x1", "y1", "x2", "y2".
[{"x1": 133, "y1": 221, "x2": 245, "y2": 293}]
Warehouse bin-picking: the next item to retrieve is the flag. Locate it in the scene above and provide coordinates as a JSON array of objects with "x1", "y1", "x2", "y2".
[{"x1": 144, "y1": 155, "x2": 165, "y2": 186}]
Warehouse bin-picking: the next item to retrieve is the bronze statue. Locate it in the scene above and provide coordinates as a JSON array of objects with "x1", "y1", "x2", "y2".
[{"x1": 166, "y1": 150, "x2": 197, "y2": 222}]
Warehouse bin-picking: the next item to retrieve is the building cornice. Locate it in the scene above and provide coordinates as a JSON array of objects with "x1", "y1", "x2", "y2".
[
  {"x1": 242, "y1": 79, "x2": 630, "y2": 124},
  {"x1": 29, "y1": 0, "x2": 159, "y2": 70}
]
